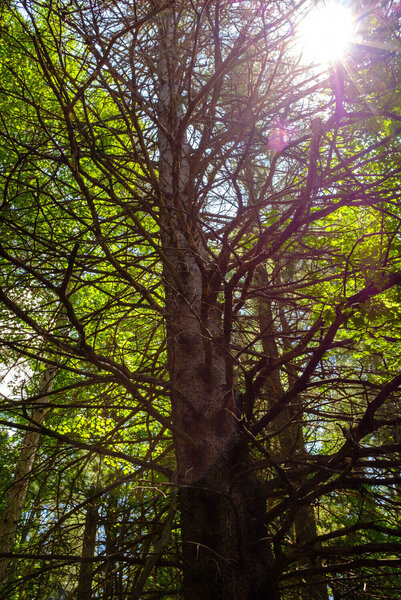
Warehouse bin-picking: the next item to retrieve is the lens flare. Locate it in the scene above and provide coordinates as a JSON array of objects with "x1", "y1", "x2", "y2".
[{"x1": 297, "y1": 2, "x2": 355, "y2": 64}]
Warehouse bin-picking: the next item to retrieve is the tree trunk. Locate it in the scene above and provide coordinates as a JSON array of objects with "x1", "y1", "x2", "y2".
[
  {"x1": 76, "y1": 496, "x2": 98, "y2": 600},
  {"x1": 156, "y1": 7, "x2": 279, "y2": 598},
  {"x1": 0, "y1": 366, "x2": 56, "y2": 584},
  {"x1": 179, "y1": 444, "x2": 280, "y2": 600},
  {"x1": 256, "y1": 265, "x2": 329, "y2": 600}
]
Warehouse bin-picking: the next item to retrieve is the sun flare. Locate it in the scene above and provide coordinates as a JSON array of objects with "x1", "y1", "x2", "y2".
[{"x1": 297, "y1": 2, "x2": 356, "y2": 64}]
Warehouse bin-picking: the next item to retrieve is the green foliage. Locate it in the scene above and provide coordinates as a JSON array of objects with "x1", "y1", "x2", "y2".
[{"x1": 0, "y1": 1, "x2": 401, "y2": 598}]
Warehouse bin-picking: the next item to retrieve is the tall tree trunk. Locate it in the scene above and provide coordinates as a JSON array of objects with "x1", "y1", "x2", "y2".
[
  {"x1": 156, "y1": 7, "x2": 278, "y2": 598},
  {"x1": 256, "y1": 265, "x2": 329, "y2": 600},
  {"x1": 0, "y1": 366, "x2": 56, "y2": 583},
  {"x1": 76, "y1": 496, "x2": 98, "y2": 600}
]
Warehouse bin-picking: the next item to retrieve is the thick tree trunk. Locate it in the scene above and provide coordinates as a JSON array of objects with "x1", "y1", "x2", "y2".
[
  {"x1": 156, "y1": 7, "x2": 279, "y2": 598},
  {"x1": 179, "y1": 443, "x2": 280, "y2": 600},
  {"x1": 0, "y1": 366, "x2": 56, "y2": 584}
]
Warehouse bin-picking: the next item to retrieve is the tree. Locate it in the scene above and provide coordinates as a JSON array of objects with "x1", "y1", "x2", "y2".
[
  {"x1": 0, "y1": 364, "x2": 57, "y2": 582},
  {"x1": 1, "y1": 0, "x2": 401, "y2": 598}
]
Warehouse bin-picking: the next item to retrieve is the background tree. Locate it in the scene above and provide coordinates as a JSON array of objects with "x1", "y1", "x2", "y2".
[{"x1": 1, "y1": 0, "x2": 401, "y2": 599}]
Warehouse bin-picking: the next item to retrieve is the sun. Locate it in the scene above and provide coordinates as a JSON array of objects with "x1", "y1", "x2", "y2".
[{"x1": 296, "y1": 2, "x2": 356, "y2": 64}]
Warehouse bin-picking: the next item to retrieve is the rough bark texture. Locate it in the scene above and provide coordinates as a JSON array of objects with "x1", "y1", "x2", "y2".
[
  {"x1": 157, "y1": 4, "x2": 232, "y2": 482},
  {"x1": 157, "y1": 8, "x2": 278, "y2": 598},
  {"x1": 179, "y1": 445, "x2": 279, "y2": 600}
]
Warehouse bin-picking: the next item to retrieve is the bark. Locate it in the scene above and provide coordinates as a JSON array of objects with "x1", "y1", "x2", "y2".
[
  {"x1": 179, "y1": 443, "x2": 280, "y2": 600},
  {"x1": 256, "y1": 265, "x2": 329, "y2": 600},
  {"x1": 156, "y1": 7, "x2": 279, "y2": 598},
  {"x1": 0, "y1": 366, "x2": 56, "y2": 584},
  {"x1": 76, "y1": 496, "x2": 99, "y2": 600}
]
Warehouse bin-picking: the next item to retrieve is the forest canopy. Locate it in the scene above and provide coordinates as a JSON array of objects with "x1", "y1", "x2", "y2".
[{"x1": 1, "y1": 1, "x2": 401, "y2": 599}]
